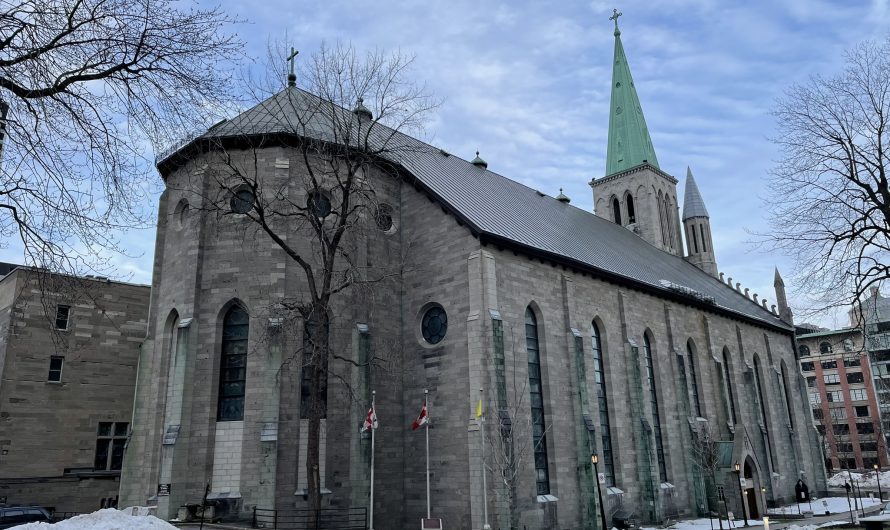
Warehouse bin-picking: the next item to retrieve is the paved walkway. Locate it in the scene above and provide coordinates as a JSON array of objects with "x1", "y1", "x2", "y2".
[{"x1": 767, "y1": 500, "x2": 885, "y2": 529}]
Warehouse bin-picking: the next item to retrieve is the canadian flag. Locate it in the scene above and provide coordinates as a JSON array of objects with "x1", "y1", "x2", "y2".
[
  {"x1": 411, "y1": 400, "x2": 428, "y2": 430},
  {"x1": 361, "y1": 406, "x2": 378, "y2": 433}
]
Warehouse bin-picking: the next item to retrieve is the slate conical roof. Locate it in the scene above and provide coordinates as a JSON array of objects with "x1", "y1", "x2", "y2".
[
  {"x1": 682, "y1": 166, "x2": 709, "y2": 220},
  {"x1": 605, "y1": 18, "x2": 660, "y2": 176}
]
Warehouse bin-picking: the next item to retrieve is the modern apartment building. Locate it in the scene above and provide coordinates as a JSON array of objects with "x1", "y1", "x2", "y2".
[
  {"x1": 852, "y1": 288, "x2": 890, "y2": 453},
  {"x1": 798, "y1": 327, "x2": 888, "y2": 471}
]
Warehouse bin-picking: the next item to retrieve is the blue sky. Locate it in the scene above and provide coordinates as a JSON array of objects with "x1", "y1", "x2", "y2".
[{"x1": 17, "y1": 0, "x2": 889, "y2": 327}]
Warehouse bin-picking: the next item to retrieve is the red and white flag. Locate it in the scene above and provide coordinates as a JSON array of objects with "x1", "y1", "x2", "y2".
[
  {"x1": 361, "y1": 406, "x2": 378, "y2": 433},
  {"x1": 411, "y1": 400, "x2": 428, "y2": 430}
]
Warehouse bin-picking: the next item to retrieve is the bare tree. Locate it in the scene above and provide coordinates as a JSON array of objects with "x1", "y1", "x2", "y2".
[
  {"x1": 0, "y1": 0, "x2": 241, "y2": 274},
  {"x1": 177, "y1": 42, "x2": 437, "y2": 521},
  {"x1": 689, "y1": 423, "x2": 728, "y2": 530},
  {"x1": 762, "y1": 37, "x2": 890, "y2": 316},
  {"x1": 483, "y1": 325, "x2": 553, "y2": 530}
]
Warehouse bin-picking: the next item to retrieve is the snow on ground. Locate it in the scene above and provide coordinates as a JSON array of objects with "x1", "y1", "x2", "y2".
[
  {"x1": 13, "y1": 508, "x2": 177, "y2": 529},
  {"x1": 827, "y1": 470, "x2": 890, "y2": 488},
  {"x1": 640, "y1": 496, "x2": 883, "y2": 530}
]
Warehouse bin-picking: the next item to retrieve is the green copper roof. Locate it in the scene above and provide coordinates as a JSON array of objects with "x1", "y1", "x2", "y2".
[{"x1": 605, "y1": 19, "x2": 660, "y2": 176}]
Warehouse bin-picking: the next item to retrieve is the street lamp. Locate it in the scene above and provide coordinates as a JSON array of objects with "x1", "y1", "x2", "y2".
[
  {"x1": 735, "y1": 463, "x2": 749, "y2": 527},
  {"x1": 876, "y1": 464, "x2": 884, "y2": 501},
  {"x1": 591, "y1": 454, "x2": 607, "y2": 530}
]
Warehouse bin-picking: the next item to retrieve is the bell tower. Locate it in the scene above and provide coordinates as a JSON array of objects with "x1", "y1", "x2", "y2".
[
  {"x1": 590, "y1": 10, "x2": 682, "y2": 256},
  {"x1": 682, "y1": 167, "x2": 718, "y2": 276}
]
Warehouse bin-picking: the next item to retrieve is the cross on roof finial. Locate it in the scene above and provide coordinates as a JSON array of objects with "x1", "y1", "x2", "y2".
[
  {"x1": 609, "y1": 8, "x2": 622, "y2": 28},
  {"x1": 286, "y1": 47, "x2": 299, "y2": 87}
]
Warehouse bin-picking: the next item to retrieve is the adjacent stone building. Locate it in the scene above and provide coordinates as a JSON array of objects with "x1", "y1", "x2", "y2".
[
  {"x1": 120, "y1": 17, "x2": 826, "y2": 530},
  {"x1": 0, "y1": 267, "x2": 149, "y2": 513}
]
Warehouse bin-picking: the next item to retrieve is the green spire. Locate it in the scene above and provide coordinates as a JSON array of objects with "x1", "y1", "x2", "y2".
[{"x1": 605, "y1": 10, "x2": 660, "y2": 176}]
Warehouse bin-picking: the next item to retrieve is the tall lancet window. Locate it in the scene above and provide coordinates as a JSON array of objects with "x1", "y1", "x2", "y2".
[
  {"x1": 626, "y1": 194, "x2": 636, "y2": 224},
  {"x1": 643, "y1": 334, "x2": 667, "y2": 482},
  {"x1": 526, "y1": 307, "x2": 550, "y2": 495},
  {"x1": 687, "y1": 341, "x2": 703, "y2": 417},
  {"x1": 753, "y1": 354, "x2": 777, "y2": 468},
  {"x1": 723, "y1": 349, "x2": 738, "y2": 425},
  {"x1": 591, "y1": 321, "x2": 615, "y2": 486},
  {"x1": 218, "y1": 306, "x2": 249, "y2": 421},
  {"x1": 612, "y1": 197, "x2": 622, "y2": 225}
]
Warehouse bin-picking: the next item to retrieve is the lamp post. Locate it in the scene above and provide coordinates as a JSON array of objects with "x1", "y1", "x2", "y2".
[
  {"x1": 735, "y1": 463, "x2": 749, "y2": 527},
  {"x1": 761, "y1": 486, "x2": 767, "y2": 512},
  {"x1": 592, "y1": 454, "x2": 607, "y2": 530},
  {"x1": 876, "y1": 464, "x2": 884, "y2": 501}
]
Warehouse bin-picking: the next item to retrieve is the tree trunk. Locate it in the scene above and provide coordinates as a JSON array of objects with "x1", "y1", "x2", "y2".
[{"x1": 305, "y1": 310, "x2": 329, "y2": 529}]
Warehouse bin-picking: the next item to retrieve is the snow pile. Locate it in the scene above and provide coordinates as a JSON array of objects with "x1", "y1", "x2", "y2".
[
  {"x1": 827, "y1": 470, "x2": 890, "y2": 488},
  {"x1": 769, "y1": 495, "x2": 881, "y2": 514},
  {"x1": 14, "y1": 508, "x2": 176, "y2": 529}
]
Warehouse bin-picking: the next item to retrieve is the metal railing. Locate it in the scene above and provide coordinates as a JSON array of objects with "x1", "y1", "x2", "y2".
[{"x1": 252, "y1": 507, "x2": 367, "y2": 530}]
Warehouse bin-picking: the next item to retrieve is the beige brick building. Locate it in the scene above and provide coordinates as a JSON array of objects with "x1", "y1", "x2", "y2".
[
  {"x1": 120, "y1": 18, "x2": 826, "y2": 530},
  {"x1": 0, "y1": 267, "x2": 149, "y2": 513}
]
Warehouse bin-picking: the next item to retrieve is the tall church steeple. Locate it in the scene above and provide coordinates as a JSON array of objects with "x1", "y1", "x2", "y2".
[
  {"x1": 682, "y1": 167, "x2": 718, "y2": 276},
  {"x1": 605, "y1": 9, "x2": 659, "y2": 176},
  {"x1": 591, "y1": 11, "x2": 682, "y2": 256}
]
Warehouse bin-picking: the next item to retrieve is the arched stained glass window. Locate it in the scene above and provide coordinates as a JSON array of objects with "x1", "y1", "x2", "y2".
[
  {"x1": 753, "y1": 354, "x2": 777, "y2": 468},
  {"x1": 644, "y1": 334, "x2": 667, "y2": 482},
  {"x1": 687, "y1": 341, "x2": 703, "y2": 417},
  {"x1": 723, "y1": 348, "x2": 738, "y2": 425},
  {"x1": 526, "y1": 307, "x2": 550, "y2": 495},
  {"x1": 218, "y1": 306, "x2": 248, "y2": 421},
  {"x1": 591, "y1": 321, "x2": 615, "y2": 486}
]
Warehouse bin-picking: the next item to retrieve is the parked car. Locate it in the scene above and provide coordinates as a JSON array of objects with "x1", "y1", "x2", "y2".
[{"x1": 0, "y1": 506, "x2": 52, "y2": 528}]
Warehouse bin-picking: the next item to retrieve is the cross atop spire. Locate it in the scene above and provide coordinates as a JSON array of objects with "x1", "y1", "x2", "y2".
[
  {"x1": 609, "y1": 8, "x2": 622, "y2": 35},
  {"x1": 286, "y1": 47, "x2": 299, "y2": 87}
]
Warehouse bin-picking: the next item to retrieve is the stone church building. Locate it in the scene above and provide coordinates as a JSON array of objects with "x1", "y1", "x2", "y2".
[{"x1": 120, "y1": 18, "x2": 826, "y2": 530}]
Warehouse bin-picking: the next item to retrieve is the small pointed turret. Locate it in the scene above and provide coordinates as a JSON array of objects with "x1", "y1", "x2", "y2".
[
  {"x1": 353, "y1": 97, "x2": 372, "y2": 121},
  {"x1": 605, "y1": 10, "x2": 660, "y2": 176},
  {"x1": 555, "y1": 188, "x2": 571, "y2": 203},
  {"x1": 774, "y1": 267, "x2": 793, "y2": 324},
  {"x1": 682, "y1": 167, "x2": 718, "y2": 277}
]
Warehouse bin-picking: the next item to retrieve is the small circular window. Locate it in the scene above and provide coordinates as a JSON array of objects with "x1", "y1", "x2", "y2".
[
  {"x1": 230, "y1": 189, "x2": 254, "y2": 214},
  {"x1": 375, "y1": 203, "x2": 393, "y2": 232},
  {"x1": 421, "y1": 305, "x2": 447, "y2": 344},
  {"x1": 173, "y1": 199, "x2": 190, "y2": 230},
  {"x1": 308, "y1": 190, "x2": 332, "y2": 218}
]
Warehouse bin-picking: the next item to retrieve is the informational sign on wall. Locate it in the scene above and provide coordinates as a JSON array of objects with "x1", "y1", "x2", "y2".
[{"x1": 157, "y1": 484, "x2": 171, "y2": 496}]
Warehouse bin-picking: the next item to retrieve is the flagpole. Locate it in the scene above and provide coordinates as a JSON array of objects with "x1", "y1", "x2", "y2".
[
  {"x1": 480, "y1": 387, "x2": 490, "y2": 530},
  {"x1": 425, "y1": 388, "x2": 431, "y2": 520},
  {"x1": 370, "y1": 390, "x2": 375, "y2": 530}
]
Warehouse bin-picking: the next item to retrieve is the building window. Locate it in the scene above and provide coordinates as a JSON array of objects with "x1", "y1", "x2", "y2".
[
  {"x1": 799, "y1": 345, "x2": 811, "y2": 357},
  {"x1": 855, "y1": 405, "x2": 870, "y2": 417},
  {"x1": 830, "y1": 407, "x2": 847, "y2": 420},
  {"x1": 826, "y1": 391, "x2": 843, "y2": 403},
  {"x1": 375, "y1": 203, "x2": 394, "y2": 232},
  {"x1": 816, "y1": 425, "x2": 826, "y2": 435},
  {"x1": 230, "y1": 188, "x2": 255, "y2": 214},
  {"x1": 821, "y1": 360, "x2": 837, "y2": 369},
  {"x1": 857, "y1": 422, "x2": 875, "y2": 434},
  {"x1": 781, "y1": 362, "x2": 795, "y2": 427},
  {"x1": 834, "y1": 424, "x2": 850, "y2": 435},
  {"x1": 55, "y1": 305, "x2": 70, "y2": 330},
  {"x1": 307, "y1": 190, "x2": 332, "y2": 218},
  {"x1": 218, "y1": 305, "x2": 248, "y2": 421},
  {"x1": 801, "y1": 362, "x2": 815, "y2": 371},
  {"x1": 301, "y1": 316, "x2": 329, "y2": 420},
  {"x1": 844, "y1": 357, "x2": 861, "y2": 367},
  {"x1": 820, "y1": 342, "x2": 833, "y2": 354},
  {"x1": 687, "y1": 341, "x2": 703, "y2": 417},
  {"x1": 722, "y1": 349, "x2": 738, "y2": 425},
  {"x1": 421, "y1": 306, "x2": 447, "y2": 345},
  {"x1": 837, "y1": 442, "x2": 854, "y2": 453},
  {"x1": 47, "y1": 356, "x2": 64, "y2": 382},
  {"x1": 812, "y1": 409, "x2": 823, "y2": 420},
  {"x1": 823, "y1": 374, "x2": 840, "y2": 384},
  {"x1": 847, "y1": 372, "x2": 864, "y2": 384},
  {"x1": 753, "y1": 355, "x2": 777, "y2": 468},
  {"x1": 591, "y1": 321, "x2": 615, "y2": 486},
  {"x1": 612, "y1": 197, "x2": 622, "y2": 225},
  {"x1": 626, "y1": 195, "x2": 636, "y2": 224},
  {"x1": 810, "y1": 392, "x2": 821, "y2": 404},
  {"x1": 525, "y1": 307, "x2": 550, "y2": 495},
  {"x1": 806, "y1": 376, "x2": 817, "y2": 387},
  {"x1": 644, "y1": 334, "x2": 668, "y2": 482},
  {"x1": 861, "y1": 442, "x2": 878, "y2": 452},
  {"x1": 851, "y1": 389, "x2": 868, "y2": 401},
  {"x1": 94, "y1": 422, "x2": 128, "y2": 471}
]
